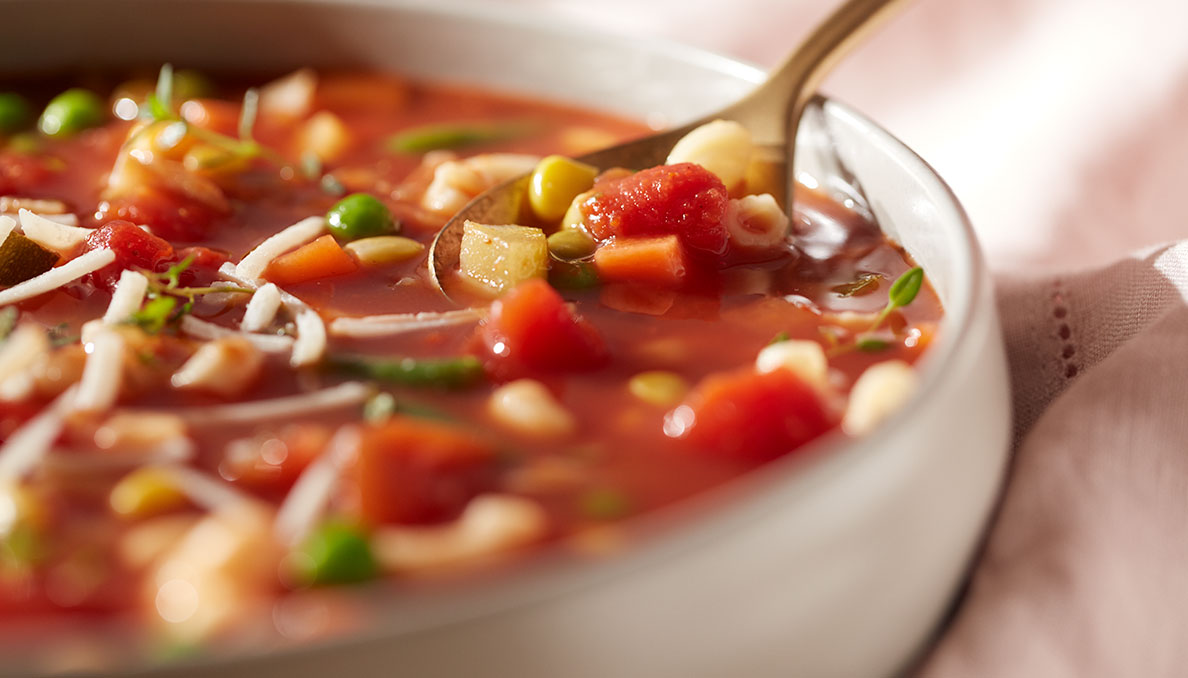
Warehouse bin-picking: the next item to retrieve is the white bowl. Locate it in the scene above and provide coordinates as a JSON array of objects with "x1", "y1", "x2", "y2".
[{"x1": 0, "y1": 2, "x2": 1011, "y2": 676}]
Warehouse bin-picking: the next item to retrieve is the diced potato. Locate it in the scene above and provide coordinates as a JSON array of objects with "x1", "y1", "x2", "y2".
[
  {"x1": 755, "y1": 339, "x2": 829, "y2": 390},
  {"x1": 259, "y1": 68, "x2": 317, "y2": 118},
  {"x1": 723, "y1": 193, "x2": 789, "y2": 251},
  {"x1": 842, "y1": 360, "x2": 918, "y2": 435},
  {"x1": 459, "y1": 220, "x2": 548, "y2": 295},
  {"x1": 488, "y1": 379, "x2": 576, "y2": 439},
  {"x1": 170, "y1": 337, "x2": 263, "y2": 397},
  {"x1": 665, "y1": 119, "x2": 753, "y2": 190},
  {"x1": 297, "y1": 111, "x2": 353, "y2": 163},
  {"x1": 372, "y1": 495, "x2": 548, "y2": 574}
]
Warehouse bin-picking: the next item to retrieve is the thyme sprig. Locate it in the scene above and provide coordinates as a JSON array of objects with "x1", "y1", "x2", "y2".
[
  {"x1": 128, "y1": 256, "x2": 251, "y2": 333},
  {"x1": 141, "y1": 64, "x2": 289, "y2": 169},
  {"x1": 827, "y1": 266, "x2": 924, "y2": 357}
]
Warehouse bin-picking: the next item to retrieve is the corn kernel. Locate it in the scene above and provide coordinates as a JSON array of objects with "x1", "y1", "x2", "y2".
[
  {"x1": 528, "y1": 155, "x2": 598, "y2": 223},
  {"x1": 344, "y1": 235, "x2": 424, "y2": 267},
  {"x1": 627, "y1": 371, "x2": 689, "y2": 407},
  {"x1": 110, "y1": 468, "x2": 187, "y2": 519}
]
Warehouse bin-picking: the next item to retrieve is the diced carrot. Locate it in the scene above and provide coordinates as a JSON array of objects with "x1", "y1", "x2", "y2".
[
  {"x1": 355, "y1": 418, "x2": 496, "y2": 525},
  {"x1": 263, "y1": 234, "x2": 359, "y2": 286},
  {"x1": 593, "y1": 235, "x2": 689, "y2": 288}
]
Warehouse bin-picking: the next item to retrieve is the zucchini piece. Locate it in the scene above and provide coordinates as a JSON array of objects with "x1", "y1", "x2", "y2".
[{"x1": 0, "y1": 232, "x2": 59, "y2": 286}]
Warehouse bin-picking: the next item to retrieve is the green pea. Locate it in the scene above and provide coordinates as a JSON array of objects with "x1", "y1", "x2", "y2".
[
  {"x1": 292, "y1": 522, "x2": 378, "y2": 586},
  {"x1": 38, "y1": 88, "x2": 106, "y2": 137},
  {"x1": 326, "y1": 193, "x2": 399, "y2": 241},
  {"x1": 0, "y1": 93, "x2": 32, "y2": 134}
]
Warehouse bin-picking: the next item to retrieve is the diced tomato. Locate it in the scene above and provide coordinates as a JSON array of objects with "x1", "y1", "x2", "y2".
[
  {"x1": 593, "y1": 234, "x2": 690, "y2": 288},
  {"x1": 224, "y1": 424, "x2": 332, "y2": 499},
  {"x1": 83, "y1": 220, "x2": 175, "y2": 291},
  {"x1": 172, "y1": 245, "x2": 230, "y2": 287},
  {"x1": 263, "y1": 234, "x2": 359, "y2": 286},
  {"x1": 581, "y1": 163, "x2": 729, "y2": 255},
  {"x1": 95, "y1": 192, "x2": 221, "y2": 242},
  {"x1": 355, "y1": 418, "x2": 496, "y2": 525},
  {"x1": 475, "y1": 278, "x2": 608, "y2": 380},
  {"x1": 180, "y1": 98, "x2": 241, "y2": 136},
  {"x1": 668, "y1": 367, "x2": 834, "y2": 462}
]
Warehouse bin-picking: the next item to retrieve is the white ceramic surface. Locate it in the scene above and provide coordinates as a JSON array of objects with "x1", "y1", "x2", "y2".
[{"x1": 0, "y1": 2, "x2": 1011, "y2": 676}]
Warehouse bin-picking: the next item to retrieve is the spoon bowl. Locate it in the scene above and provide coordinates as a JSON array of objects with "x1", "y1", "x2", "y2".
[{"x1": 429, "y1": 0, "x2": 912, "y2": 298}]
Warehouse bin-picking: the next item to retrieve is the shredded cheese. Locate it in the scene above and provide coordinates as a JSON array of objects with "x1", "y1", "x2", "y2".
[
  {"x1": 328, "y1": 308, "x2": 486, "y2": 338},
  {"x1": 240, "y1": 282, "x2": 282, "y2": 332},
  {"x1": 290, "y1": 309, "x2": 326, "y2": 367},
  {"x1": 102, "y1": 270, "x2": 149, "y2": 324},
  {"x1": 17, "y1": 208, "x2": 93, "y2": 256},
  {"x1": 73, "y1": 329, "x2": 125, "y2": 412},
  {"x1": 0, "y1": 385, "x2": 77, "y2": 481},
  {"x1": 234, "y1": 216, "x2": 325, "y2": 281},
  {"x1": 0, "y1": 215, "x2": 15, "y2": 247},
  {"x1": 219, "y1": 263, "x2": 327, "y2": 366},
  {"x1": 0, "y1": 248, "x2": 115, "y2": 306},
  {"x1": 179, "y1": 315, "x2": 294, "y2": 353},
  {"x1": 274, "y1": 426, "x2": 360, "y2": 546},
  {"x1": 153, "y1": 382, "x2": 371, "y2": 426}
]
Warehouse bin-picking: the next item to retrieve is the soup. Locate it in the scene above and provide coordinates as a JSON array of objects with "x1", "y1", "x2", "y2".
[{"x1": 0, "y1": 67, "x2": 938, "y2": 657}]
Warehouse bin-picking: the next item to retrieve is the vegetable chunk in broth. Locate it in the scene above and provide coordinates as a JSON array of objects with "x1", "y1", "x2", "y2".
[{"x1": 0, "y1": 66, "x2": 939, "y2": 661}]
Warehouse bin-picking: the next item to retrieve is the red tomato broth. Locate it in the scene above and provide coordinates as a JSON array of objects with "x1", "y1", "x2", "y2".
[{"x1": 0, "y1": 67, "x2": 941, "y2": 657}]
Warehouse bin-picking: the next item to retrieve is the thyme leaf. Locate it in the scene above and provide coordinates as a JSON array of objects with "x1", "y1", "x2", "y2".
[{"x1": 831, "y1": 272, "x2": 883, "y2": 298}]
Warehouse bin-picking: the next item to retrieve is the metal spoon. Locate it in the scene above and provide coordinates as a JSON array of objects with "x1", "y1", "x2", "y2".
[{"x1": 430, "y1": 0, "x2": 911, "y2": 297}]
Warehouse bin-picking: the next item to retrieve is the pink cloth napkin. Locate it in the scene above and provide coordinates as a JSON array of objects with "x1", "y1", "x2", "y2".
[{"x1": 494, "y1": 0, "x2": 1188, "y2": 673}]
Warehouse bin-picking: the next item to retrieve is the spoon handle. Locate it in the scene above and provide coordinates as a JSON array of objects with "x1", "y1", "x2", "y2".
[{"x1": 726, "y1": 0, "x2": 913, "y2": 146}]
